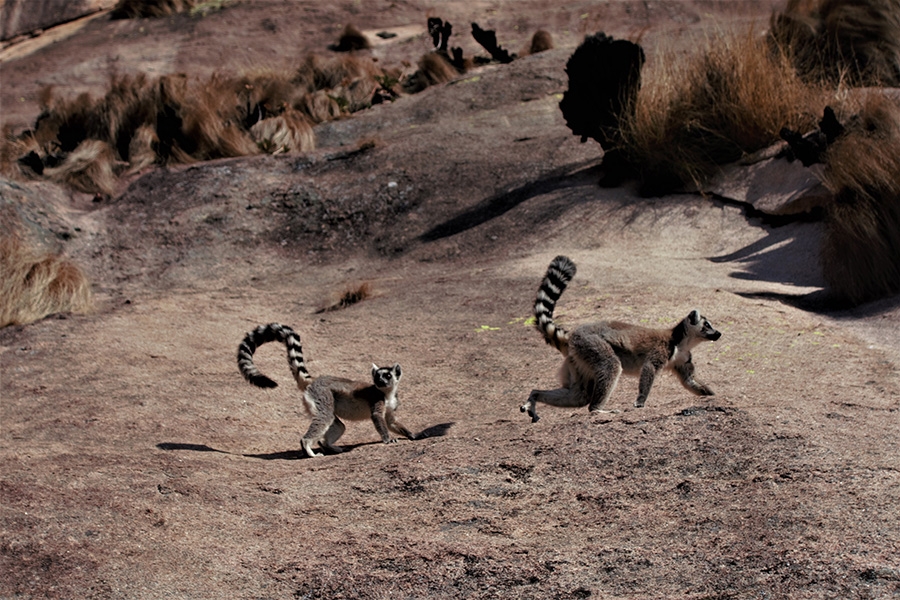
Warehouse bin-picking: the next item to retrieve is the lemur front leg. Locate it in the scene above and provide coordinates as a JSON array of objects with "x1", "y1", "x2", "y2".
[
  {"x1": 386, "y1": 409, "x2": 416, "y2": 440},
  {"x1": 674, "y1": 357, "x2": 715, "y2": 396},
  {"x1": 635, "y1": 359, "x2": 663, "y2": 408},
  {"x1": 370, "y1": 401, "x2": 398, "y2": 444}
]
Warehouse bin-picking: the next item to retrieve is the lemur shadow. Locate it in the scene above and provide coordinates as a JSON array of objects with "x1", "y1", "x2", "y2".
[
  {"x1": 156, "y1": 442, "x2": 232, "y2": 454},
  {"x1": 419, "y1": 161, "x2": 601, "y2": 242},
  {"x1": 155, "y1": 423, "x2": 453, "y2": 461},
  {"x1": 156, "y1": 441, "x2": 371, "y2": 460},
  {"x1": 414, "y1": 422, "x2": 454, "y2": 438}
]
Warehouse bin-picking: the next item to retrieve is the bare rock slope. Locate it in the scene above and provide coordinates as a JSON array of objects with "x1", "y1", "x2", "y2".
[{"x1": 1, "y1": 2, "x2": 899, "y2": 598}]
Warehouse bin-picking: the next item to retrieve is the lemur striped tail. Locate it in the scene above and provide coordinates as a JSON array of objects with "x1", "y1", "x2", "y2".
[
  {"x1": 534, "y1": 255, "x2": 577, "y2": 355},
  {"x1": 237, "y1": 323, "x2": 312, "y2": 391}
]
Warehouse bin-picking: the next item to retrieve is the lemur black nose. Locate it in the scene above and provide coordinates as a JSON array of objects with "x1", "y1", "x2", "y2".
[{"x1": 709, "y1": 331, "x2": 722, "y2": 341}]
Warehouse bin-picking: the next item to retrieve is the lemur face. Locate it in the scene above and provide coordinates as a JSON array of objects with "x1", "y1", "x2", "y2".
[
  {"x1": 688, "y1": 310, "x2": 721, "y2": 342},
  {"x1": 372, "y1": 363, "x2": 402, "y2": 389}
]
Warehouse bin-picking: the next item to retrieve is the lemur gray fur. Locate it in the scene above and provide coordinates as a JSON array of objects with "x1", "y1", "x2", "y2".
[
  {"x1": 237, "y1": 323, "x2": 414, "y2": 457},
  {"x1": 521, "y1": 256, "x2": 721, "y2": 422}
]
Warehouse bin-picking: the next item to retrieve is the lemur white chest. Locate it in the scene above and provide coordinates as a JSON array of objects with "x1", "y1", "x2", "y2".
[
  {"x1": 384, "y1": 388, "x2": 399, "y2": 410},
  {"x1": 668, "y1": 345, "x2": 690, "y2": 367}
]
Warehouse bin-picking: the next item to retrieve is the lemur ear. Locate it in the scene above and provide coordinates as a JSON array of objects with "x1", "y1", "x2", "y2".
[
  {"x1": 688, "y1": 310, "x2": 700, "y2": 325},
  {"x1": 372, "y1": 363, "x2": 379, "y2": 374},
  {"x1": 393, "y1": 364, "x2": 402, "y2": 378}
]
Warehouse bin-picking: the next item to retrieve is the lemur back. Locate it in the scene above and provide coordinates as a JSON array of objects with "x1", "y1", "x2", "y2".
[
  {"x1": 236, "y1": 323, "x2": 414, "y2": 457},
  {"x1": 522, "y1": 256, "x2": 721, "y2": 422}
]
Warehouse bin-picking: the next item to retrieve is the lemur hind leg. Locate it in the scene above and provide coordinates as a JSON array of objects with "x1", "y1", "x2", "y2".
[
  {"x1": 300, "y1": 386, "x2": 335, "y2": 458},
  {"x1": 521, "y1": 386, "x2": 587, "y2": 423},
  {"x1": 568, "y1": 327, "x2": 622, "y2": 413},
  {"x1": 320, "y1": 418, "x2": 346, "y2": 454}
]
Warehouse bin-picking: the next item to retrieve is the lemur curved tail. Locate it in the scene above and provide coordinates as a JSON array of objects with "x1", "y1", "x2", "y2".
[
  {"x1": 534, "y1": 255, "x2": 577, "y2": 356},
  {"x1": 237, "y1": 323, "x2": 312, "y2": 391}
]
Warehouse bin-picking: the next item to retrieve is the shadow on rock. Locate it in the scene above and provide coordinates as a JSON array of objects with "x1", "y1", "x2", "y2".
[
  {"x1": 419, "y1": 162, "x2": 600, "y2": 242},
  {"x1": 710, "y1": 227, "x2": 824, "y2": 287}
]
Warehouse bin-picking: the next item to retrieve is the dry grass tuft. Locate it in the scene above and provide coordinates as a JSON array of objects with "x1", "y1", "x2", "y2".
[
  {"x1": 316, "y1": 282, "x2": 372, "y2": 313},
  {"x1": 250, "y1": 109, "x2": 315, "y2": 154},
  {"x1": 403, "y1": 52, "x2": 460, "y2": 93},
  {"x1": 331, "y1": 24, "x2": 371, "y2": 52},
  {"x1": 769, "y1": 0, "x2": 900, "y2": 86},
  {"x1": 0, "y1": 222, "x2": 92, "y2": 327},
  {"x1": 126, "y1": 124, "x2": 159, "y2": 173},
  {"x1": 177, "y1": 74, "x2": 260, "y2": 160},
  {"x1": 620, "y1": 28, "x2": 827, "y2": 194},
  {"x1": 111, "y1": 0, "x2": 196, "y2": 19},
  {"x1": 44, "y1": 140, "x2": 122, "y2": 195},
  {"x1": 294, "y1": 54, "x2": 381, "y2": 94},
  {"x1": 297, "y1": 90, "x2": 343, "y2": 124},
  {"x1": 525, "y1": 30, "x2": 554, "y2": 55},
  {"x1": 819, "y1": 93, "x2": 900, "y2": 304}
]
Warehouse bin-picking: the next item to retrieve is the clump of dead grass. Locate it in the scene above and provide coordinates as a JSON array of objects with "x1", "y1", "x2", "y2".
[
  {"x1": 403, "y1": 52, "x2": 462, "y2": 93},
  {"x1": 620, "y1": 28, "x2": 827, "y2": 194},
  {"x1": 522, "y1": 30, "x2": 554, "y2": 56},
  {"x1": 250, "y1": 109, "x2": 315, "y2": 154},
  {"x1": 0, "y1": 221, "x2": 92, "y2": 327},
  {"x1": 316, "y1": 282, "x2": 372, "y2": 313},
  {"x1": 4, "y1": 53, "x2": 404, "y2": 194},
  {"x1": 819, "y1": 93, "x2": 900, "y2": 304},
  {"x1": 330, "y1": 24, "x2": 371, "y2": 52},
  {"x1": 769, "y1": 0, "x2": 900, "y2": 86},
  {"x1": 44, "y1": 139, "x2": 123, "y2": 195},
  {"x1": 111, "y1": 0, "x2": 196, "y2": 19}
]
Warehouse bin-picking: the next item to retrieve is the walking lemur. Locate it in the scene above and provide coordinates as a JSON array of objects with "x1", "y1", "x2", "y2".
[
  {"x1": 237, "y1": 323, "x2": 414, "y2": 457},
  {"x1": 522, "y1": 256, "x2": 721, "y2": 422}
]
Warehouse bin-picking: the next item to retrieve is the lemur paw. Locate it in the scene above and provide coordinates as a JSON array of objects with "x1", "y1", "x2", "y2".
[{"x1": 520, "y1": 403, "x2": 539, "y2": 423}]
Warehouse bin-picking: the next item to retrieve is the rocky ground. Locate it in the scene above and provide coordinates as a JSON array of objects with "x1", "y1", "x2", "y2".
[{"x1": 1, "y1": 1, "x2": 898, "y2": 598}]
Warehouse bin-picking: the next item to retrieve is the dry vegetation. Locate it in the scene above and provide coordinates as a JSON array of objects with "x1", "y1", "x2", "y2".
[
  {"x1": 606, "y1": 0, "x2": 900, "y2": 194},
  {"x1": 0, "y1": 10, "x2": 559, "y2": 326},
  {"x1": 769, "y1": 0, "x2": 900, "y2": 86},
  {"x1": 1, "y1": 56, "x2": 397, "y2": 195},
  {"x1": 0, "y1": 211, "x2": 91, "y2": 327},
  {"x1": 620, "y1": 28, "x2": 828, "y2": 193},
  {"x1": 589, "y1": 0, "x2": 900, "y2": 305},
  {"x1": 820, "y1": 93, "x2": 900, "y2": 304},
  {"x1": 110, "y1": 0, "x2": 230, "y2": 19},
  {"x1": 0, "y1": 15, "x2": 548, "y2": 198},
  {"x1": 316, "y1": 282, "x2": 373, "y2": 313}
]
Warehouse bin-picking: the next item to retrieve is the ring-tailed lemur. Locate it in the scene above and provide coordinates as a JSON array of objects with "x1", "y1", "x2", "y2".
[
  {"x1": 237, "y1": 323, "x2": 414, "y2": 457},
  {"x1": 521, "y1": 256, "x2": 721, "y2": 422}
]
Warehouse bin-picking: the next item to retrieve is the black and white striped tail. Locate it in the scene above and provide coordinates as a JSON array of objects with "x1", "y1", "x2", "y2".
[
  {"x1": 534, "y1": 256, "x2": 576, "y2": 354},
  {"x1": 237, "y1": 323, "x2": 312, "y2": 390}
]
